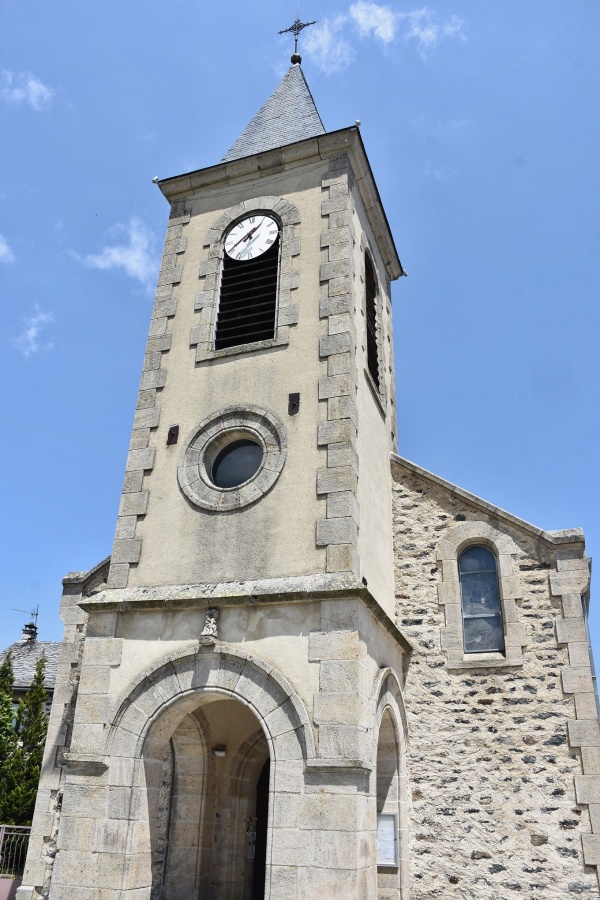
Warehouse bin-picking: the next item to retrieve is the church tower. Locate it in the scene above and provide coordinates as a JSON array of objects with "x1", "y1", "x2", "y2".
[
  {"x1": 108, "y1": 61, "x2": 404, "y2": 619},
  {"x1": 19, "y1": 60, "x2": 411, "y2": 899}
]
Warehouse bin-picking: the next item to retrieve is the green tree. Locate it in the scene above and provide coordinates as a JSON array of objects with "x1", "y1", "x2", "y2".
[
  {"x1": 0, "y1": 650, "x2": 14, "y2": 696},
  {"x1": 0, "y1": 693, "x2": 17, "y2": 824},
  {"x1": 1, "y1": 656, "x2": 48, "y2": 826},
  {"x1": 0, "y1": 653, "x2": 17, "y2": 824}
]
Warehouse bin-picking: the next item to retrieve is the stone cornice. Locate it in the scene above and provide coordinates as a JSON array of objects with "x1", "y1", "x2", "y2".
[
  {"x1": 157, "y1": 127, "x2": 404, "y2": 281},
  {"x1": 80, "y1": 572, "x2": 412, "y2": 655}
]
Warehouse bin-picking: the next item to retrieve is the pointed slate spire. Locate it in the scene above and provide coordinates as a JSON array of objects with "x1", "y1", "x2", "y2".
[{"x1": 222, "y1": 65, "x2": 325, "y2": 163}]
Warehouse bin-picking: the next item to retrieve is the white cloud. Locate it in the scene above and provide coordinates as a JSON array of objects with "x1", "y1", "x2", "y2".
[
  {"x1": 83, "y1": 218, "x2": 159, "y2": 291},
  {"x1": 0, "y1": 234, "x2": 15, "y2": 263},
  {"x1": 303, "y1": 5, "x2": 466, "y2": 74},
  {"x1": 341, "y1": 4, "x2": 465, "y2": 63},
  {"x1": 400, "y1": 9, "x2": 466, "y2": 58},
  {"x1": 349, "y1": 2, "x2": 398, "y2": 44},
  {"x1": 303, "y1": 16, "x2": 356, "y2": 75},
  {"x1": 1, "y1": 70, "x2": 54, "y2": 111},
  {"x1": 421, "y1": 162, "x2": 457, "y2": 182},
  {"x1": 13, "y1": 306, "x2": 54, "y2": 358}
]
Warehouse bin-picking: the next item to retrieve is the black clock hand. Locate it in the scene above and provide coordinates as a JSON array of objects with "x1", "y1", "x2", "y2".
[
  {"x1": 229, "y1": 224, "x2": 260, "y2": 252},
  {"x1": 239, "y1": 230, "x2": 263, "y2": 258}
]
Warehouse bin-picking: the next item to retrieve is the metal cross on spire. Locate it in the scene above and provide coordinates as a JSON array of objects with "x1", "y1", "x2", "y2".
[{"x1": 278, "y1": 15, "x2": 316, "y2": 65}]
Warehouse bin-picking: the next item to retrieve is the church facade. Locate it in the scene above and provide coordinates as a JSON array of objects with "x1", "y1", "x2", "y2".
[{"x1": 17, "y1": 64, "x2": 600, "y2": 899}]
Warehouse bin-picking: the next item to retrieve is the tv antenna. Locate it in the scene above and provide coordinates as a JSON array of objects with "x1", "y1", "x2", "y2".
[{"x1": 13, "y1": 605, "x2": 39, "y2": 629}]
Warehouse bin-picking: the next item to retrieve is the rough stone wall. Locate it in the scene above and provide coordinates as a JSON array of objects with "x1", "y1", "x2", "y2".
[
  {"x1": 392, "y1": 462, "x2": 600, "y2": 898},
  {"x1": 16, "y1": 560, "x2": 110, "y2": 900}
]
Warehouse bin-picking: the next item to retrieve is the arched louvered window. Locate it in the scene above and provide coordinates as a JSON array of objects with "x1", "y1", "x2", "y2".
[
  {"x1": 459, "y1": 546, "x2": 505, "y2": 654},
  {"x1": 215, "y1": 214, "x2": 281, "y2": 351},
  {"x1": 365, "y1": 252, "x2": 380, "y2": 388}
]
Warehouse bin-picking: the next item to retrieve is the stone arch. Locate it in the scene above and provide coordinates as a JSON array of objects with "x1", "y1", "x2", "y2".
[
  {"x1": 202, "y1": 196, "x2": 301, "y2": 246},
  {"x1": 192, "y1": 195, "x2": 301, "y2": 362},
  {"x1": 437, "y1": 520, "x2": 520, "y2": 561},
  {"x1": 436, "y1": 520, "x2": 526, "y2": 669},
  {"x1": 371, "y1": 667, "x2": 408, "y2": 751},
  {"x1": 103, "y1": 647, "x2": 313, "y2": 898},
  {"x1": 371, "y1": 668, "x2": 409, "y2": 898},
  {"x1": 106, "y1": 645, "x2": 316, "y2": 762}
]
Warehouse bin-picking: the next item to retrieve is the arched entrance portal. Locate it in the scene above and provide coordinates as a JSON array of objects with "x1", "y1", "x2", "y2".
[{"x1": 145, "y1": 694, "x2": 270, "y2": 900}]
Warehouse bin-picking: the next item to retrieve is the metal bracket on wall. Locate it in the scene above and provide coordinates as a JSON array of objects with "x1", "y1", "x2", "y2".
[{"x1": 288, "y1": 393, "x2": 300, "y2": 416}]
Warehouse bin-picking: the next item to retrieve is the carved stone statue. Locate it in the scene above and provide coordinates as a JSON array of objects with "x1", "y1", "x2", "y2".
[{"x1": 199, "y1": 607, "x2": 219, "y2": 645}]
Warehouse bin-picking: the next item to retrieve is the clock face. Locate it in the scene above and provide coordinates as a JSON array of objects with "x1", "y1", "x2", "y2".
[{"x1": 224, "y1": 214, "x2": 280, "y2": 261}]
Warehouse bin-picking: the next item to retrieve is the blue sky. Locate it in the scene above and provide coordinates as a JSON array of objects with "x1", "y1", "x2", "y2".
[{"x1": 1, "y1": 2, "x2": 599, "y2": 660}]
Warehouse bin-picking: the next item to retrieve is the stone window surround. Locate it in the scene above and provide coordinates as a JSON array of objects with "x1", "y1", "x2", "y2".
[
  {"x1": 177, "y1": 404, "x2": 287, "y2": 512},
  {"x1": 190, "y1": 196, "x2": 301, "y2": 363},
  {"x1": 437, "y1": 521, "x2": 526, "y2": 670}
]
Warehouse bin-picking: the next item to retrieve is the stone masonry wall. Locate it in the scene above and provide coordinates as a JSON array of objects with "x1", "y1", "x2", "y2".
[{"x1": 392, "y1": 460, "x2": 600, "y2": 899}]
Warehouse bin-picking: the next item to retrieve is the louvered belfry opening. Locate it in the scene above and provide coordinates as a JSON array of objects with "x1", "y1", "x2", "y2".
[
  {"x1": 215, "y1": 236, "x2": 280, "y2": 350},
  {"x1": 365, "y1": 252, "x2": 380, "y2": 388}
]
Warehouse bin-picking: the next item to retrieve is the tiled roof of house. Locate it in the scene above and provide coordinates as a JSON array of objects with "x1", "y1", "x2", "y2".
[
  {"x1": 0, "y1": 639, "x2": 61, "y2": 692},
  {"x1": 222, "y1": 64, "x2": 325, "y2": 162}
]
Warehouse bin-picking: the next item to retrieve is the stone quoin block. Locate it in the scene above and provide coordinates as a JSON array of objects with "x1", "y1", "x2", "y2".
[
  {"x1": 118, "y1": 491, "x2": 149, "y2": 517},
  {"x1": 327, "y1": 443, "x2": 359, "y2": 472},
  {"x1": 317, "y1": 420, "x2": 357, "y2": 447},
  {"x1": 569, "y1": 719, "x2": 600, "y2": 747},
  {"x1": 316, "y1": 466, "x2": 358, "y2": 495},
  {"x1": 575, "y1": 775, "x2": 600, "y2": 805},
  {"x1": 556, "y1": 617, "x2": 588, "y2": 644},
  {"x1": 316, "y1": 517, "x2": 358, "y2": 547},
  {"x1": 308, "y1": 630, "x2": 365, "y2": 662},
  {"x1": 111, "y1": 538, "x2": 142, "y2": 565},
  {"x1": 126, "y1": 447, "x2": 155, "y2": 472},
  {"x1": 326, "y1": 491, "x2": 360, "y2": 522},
  {"x1": 133, "y1": 406, "x2": 160, "y2": 430},
  {"x1": 562, "y1": 668, "x2": 595, "y2": 694}
]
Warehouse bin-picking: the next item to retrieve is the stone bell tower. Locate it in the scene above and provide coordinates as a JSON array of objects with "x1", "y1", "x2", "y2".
[
  {"x1": 107, "y1": 63, "x2": 404, "y2": 610},
  {"x1": 19, "y1": 61, "x2": 411, "y2": 900}
]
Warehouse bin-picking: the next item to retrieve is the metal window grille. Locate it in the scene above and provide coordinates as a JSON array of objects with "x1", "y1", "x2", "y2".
[
  {"x1": 0, "y1": 825, "x2": 31, "y2": 878},
  {"x1": 215, "y1": 237, "x2": 279, "y2": 351},
  {"x1": 365, "y1": 253, "x2": 380, "y2": 389}
]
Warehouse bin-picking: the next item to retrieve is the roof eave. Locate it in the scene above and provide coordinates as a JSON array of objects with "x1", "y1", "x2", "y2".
[
  {"x1": 63, "y1": 556, "x2": 111, "y2": 587},
  {"x1": 391, "y1": 453, "x2": 586, "y2": 549},
  {"x1": 158, "y1": 126, "x2": 404, "y2": 281}
]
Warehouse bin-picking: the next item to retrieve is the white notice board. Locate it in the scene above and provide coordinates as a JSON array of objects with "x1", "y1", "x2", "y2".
[{"x1": 376, "y1": 813, "x2": 398, "y2": 866}]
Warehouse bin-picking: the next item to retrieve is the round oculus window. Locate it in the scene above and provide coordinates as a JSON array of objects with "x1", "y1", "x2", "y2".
[
  {"x1": 178, "y1": 406, "x2": 287, "y2": 511},
  {"x1": 210, "y1": 439, "x2": 263, "y2": 489}
]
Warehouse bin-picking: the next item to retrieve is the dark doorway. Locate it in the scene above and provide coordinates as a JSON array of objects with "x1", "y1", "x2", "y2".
[{"x1": 251, "y1": 758, "x2": 270, "y2": 900}]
